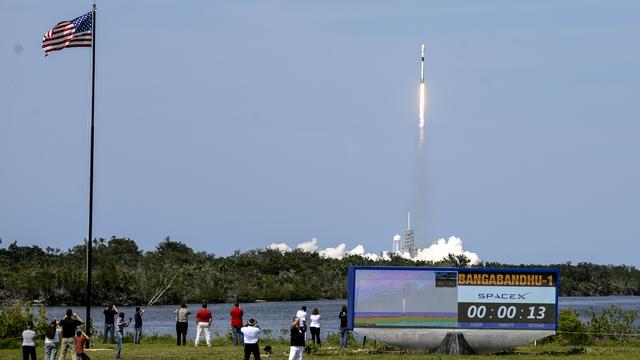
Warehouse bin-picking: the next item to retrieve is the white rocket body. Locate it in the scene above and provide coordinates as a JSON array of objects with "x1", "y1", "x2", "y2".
[
  {"x1": 420, "y1": 44, "x2": 425, "y2": 84},
  {"x1": 418, "y1": 44, "x2": 426, "y2": 146}
]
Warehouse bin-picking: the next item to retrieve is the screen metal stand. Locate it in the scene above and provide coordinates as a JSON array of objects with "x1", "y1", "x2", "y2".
[{"x1": 435, "y1": 333, "x2": 475, "y2": 355}]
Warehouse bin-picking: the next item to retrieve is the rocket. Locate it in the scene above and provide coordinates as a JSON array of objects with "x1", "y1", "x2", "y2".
[
  {"x1": 420, "y1": 44, "x2": 425, "y2": 84},
  {"x1": 418, "y1": 44, "x2": 426, "y2": 146}
]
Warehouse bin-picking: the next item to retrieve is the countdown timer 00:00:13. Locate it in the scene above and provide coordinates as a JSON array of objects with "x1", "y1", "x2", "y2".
[{"x1": 458, "y1": 303, "x2": 555, "y2": 325}]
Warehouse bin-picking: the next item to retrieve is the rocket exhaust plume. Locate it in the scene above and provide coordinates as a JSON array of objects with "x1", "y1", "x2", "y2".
[
  {"x1": 266, "y1": 237, "x2": 480, "y2": 265},
  {"x1": 418, "y1": 44, "x2": 426, "y2": 146}
]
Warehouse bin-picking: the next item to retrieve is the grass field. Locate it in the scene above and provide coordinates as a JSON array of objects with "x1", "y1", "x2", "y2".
[{"x1": 2, "y1": 339, "x2": 639, "y2": 360}]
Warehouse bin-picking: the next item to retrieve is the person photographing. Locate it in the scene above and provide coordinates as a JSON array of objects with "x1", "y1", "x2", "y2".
[
  {"x1": 102, "y1": 304, "x2": 118, "y2": 344},
  {"x1": 115, "y1": 312, "x2": 132, "y2": 359},
  {"x1": 288, "y1": 317, "x2": 306, "y2": 360},
  {"x1": 22, "y1": 322, "x2": 36, "y2": 360},
  {"x1": 240, "y1": 318, "x2": 262, "y2": 360},
  {"x1": 74, "y1": 330, "x2": 91, "y2": 360},
  {"x1": 44, "y1": 319, "x2": 61, "y2": 360},
  {"x1": 58, "y1": 309, "x2": 84, "y2": 359}
]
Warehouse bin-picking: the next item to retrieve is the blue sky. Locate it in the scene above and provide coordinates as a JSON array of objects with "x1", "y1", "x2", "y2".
[{"x1": 1, "y1": 1, "x2": 639, "y2": 266}]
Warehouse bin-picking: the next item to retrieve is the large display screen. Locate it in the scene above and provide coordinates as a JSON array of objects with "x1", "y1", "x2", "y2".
[{"x1": 348, "y1": 267, "x2": 558, "y2": 330}]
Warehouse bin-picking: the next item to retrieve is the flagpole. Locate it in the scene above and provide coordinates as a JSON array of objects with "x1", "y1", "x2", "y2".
[{"x1": 86, "y1": 2, "x2": 96, "y2": 345}]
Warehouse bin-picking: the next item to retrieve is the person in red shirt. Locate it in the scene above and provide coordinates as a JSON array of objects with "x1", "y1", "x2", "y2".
[
  {"x1": 230, "y1": 301, "x2": 244, "y2": 346},
  {"x1": 75, "y1": 330, "x2": 91, "y2": 360},
  {"x1": 195, "y1": 304, "x2": 213, "y2": 347}
]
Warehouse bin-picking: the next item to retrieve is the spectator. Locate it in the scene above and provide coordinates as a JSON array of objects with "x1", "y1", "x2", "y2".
[
  {"x1": 44, "y1": 319, "x2": 60, "y2": 360},
  {"x1": 102, "y1": 304, "x2": 118, "y2": 344},
  {"x1": 58, "y1": 309, "x2": 84, "y2": 360},
  {"x1": 22, "y1": 322, "x2": 36, "y2": 360},
  {"x1": 194, "y1": 304, "x2": 212, "y2": 347},
  {"x1": 339, "y1": 305, "x2": 348, "y2": 348},
  {"x1": 295, "y1": 305, "x2": 308, "y2": 340},
  {"x1": 74, "y1": 330, "x2": 91, "y2": 360},
  {"x1": 241, "y1": 319, "x2": 262, "y2": 360},
  {"x1": 287, "y1": 317, "x2": 305, "y2": 360},
  {"x1": 134, "y1": 306, "x2": 144, "y2": 344},
  {"x1": 115, "y1": 312, "x2": 132, "y2": 359},
  {"x1": 295, "y1": 306, "x2": 308, "y2": 328},
  {"x1": 309, "y1": 307, "x2": 321, "y2": 346},
  {"x1": 174, "y1": 303, "x2": 190, "y2": 346},
  {"x1": 230, "y1": 301, "x2": 244, "y2": 346}
]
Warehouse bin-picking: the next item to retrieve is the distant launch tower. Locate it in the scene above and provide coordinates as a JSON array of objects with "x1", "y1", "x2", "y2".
[
  {"x1": 393, "y1": 212, "x2": 416, "y2": 256},
  {"x1": 403, "y1": 212, "x2": 416, "y2": 257}
]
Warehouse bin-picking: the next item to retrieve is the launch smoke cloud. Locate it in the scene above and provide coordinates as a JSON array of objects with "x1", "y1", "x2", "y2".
[{"x1": 268, "y1": 236, "x2": 480, "y2": 265}]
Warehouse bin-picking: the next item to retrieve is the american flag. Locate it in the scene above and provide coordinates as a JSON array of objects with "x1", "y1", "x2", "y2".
[{"x1": 42, "y1": 12, "x2": 92, "y2": 56}]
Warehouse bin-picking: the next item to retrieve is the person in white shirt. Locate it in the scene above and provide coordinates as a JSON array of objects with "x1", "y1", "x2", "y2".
[
  {"x1": 309, "y1": 307, "x2": 321, "y2": 346},
  {"x1": 295, "y1": 306, "x2": 307, "y2": 327},
  {"x1": 295, "y1": 306, "x2": 308, "y2": 339},
  {"x1": 44, "y1": 319, "x2": 61, "y2": 360},
  {"x1": 241, "y1": 319, "x2": 262, "y2": 360},
  {"x1": 22, "y1": 322, "x2": 37, "y2": 360}
]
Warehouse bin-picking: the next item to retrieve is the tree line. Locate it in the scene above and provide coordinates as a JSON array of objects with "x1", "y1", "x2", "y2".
[{"x1": 1, "y1": 237, "x2": 639, "y2": 306}]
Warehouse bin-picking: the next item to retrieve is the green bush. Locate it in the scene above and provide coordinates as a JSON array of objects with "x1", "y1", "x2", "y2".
[
  {"x1": 547, "y1": 306, "x2": 639, "y2": 345},
  {"x1": 324, "y1": 331, "x2": 341, "y2": 346},
  {"x1": 557, "y1": 309, "x2": 590, "y2": 345},
  {"x1": 586, "y1": 305, "x2": 638, "y2": 342},
  {"x1": 0, "y1": 302, "x2": 48, "y2": 349}
]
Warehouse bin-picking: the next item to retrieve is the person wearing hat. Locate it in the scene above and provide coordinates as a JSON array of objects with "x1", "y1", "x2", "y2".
[{"x1": 240, "y1": 318, "x2": 262, "y2": 360}]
